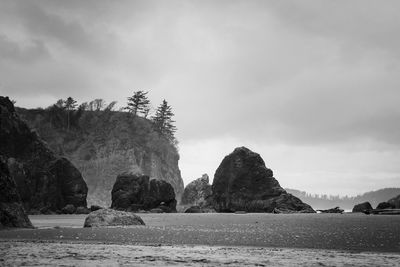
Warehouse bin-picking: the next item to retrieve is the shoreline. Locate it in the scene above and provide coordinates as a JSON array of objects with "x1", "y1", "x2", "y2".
[{"x1": 1, "y1": 239, "x2": 400, "y2": 266}]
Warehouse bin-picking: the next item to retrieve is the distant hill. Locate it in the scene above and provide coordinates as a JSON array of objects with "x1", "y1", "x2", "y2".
[
  {"x1": 17, "y1": 105, "x2": 184, "y2": 207},
  {"x1": 286, "y1": 188, "x2": 400, "y2": 210}
]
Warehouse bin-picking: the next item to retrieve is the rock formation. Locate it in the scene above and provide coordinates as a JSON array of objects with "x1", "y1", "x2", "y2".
[
  {"x1": 212, "y1": 147, "x2": 315, "y2": 213},
  {"x1": 17, "y1": 106, "x2": 184, "y2": 207},
  {"x1": 352, "y1": 202, "x2": 373, "y2": 212},
  {"x1": 376, "y1": 194, "x2": 400, "y2": 210},
  {"x1": 181, "y1": 174, "x2": 212, "y2": 207},
  {"x1": 317, "y1": 207, "x2": 344, "y2": 213},
  {"x1": 184, "y1": 206, "x2": 216, "y2": 213},
  {"x1": 84, "y1": 209, "x2": 145, "y2": 227},
  {"x1": 388, "y1": 194, "x2": 400, "y2": 208},
  {"x1": 376, "y1": 202, "x2": 394, "y2": 209},
  {"x1": 111, "y1": 173, "x2": 177, "y2": 212},
  {"x1": 0, "y1": 96, "x2": 88, "y2": 213},
  {"x1": 0, "y1": 157, "x2": 33, "y2": 228}
]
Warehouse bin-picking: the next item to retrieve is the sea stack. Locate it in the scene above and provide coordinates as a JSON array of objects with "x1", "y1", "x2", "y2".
[
  {"x1": 181, "y1": 174, "x2": 212, "y2": 207},
  {"x1": 212, "y1": 147, "x2": 315, "y2": 213},
  {"x1": 111, "y1": 173, "x2": 177, "y2": 213}
]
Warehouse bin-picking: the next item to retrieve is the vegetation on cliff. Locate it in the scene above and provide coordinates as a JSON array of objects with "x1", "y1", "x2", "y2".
[{"x1": 17, "y1": 94, "x2": 183, "y2": 207}]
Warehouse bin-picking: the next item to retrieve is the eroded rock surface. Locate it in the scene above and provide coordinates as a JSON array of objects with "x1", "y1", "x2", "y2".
[
  {"x1": 84, "y1": 208, "x2": 145, "y2": 227},
  {"x1": 0, "y1": 96, "x2": 88, "y2": 213},
  {"x1": 111, "y1": 173, "x2": 177, "y2": 212},
  {"x1": 212, "y1": 147, "x2": 315, "y2": 213},
  {"x1": 352, "y1": 202, "x2": 373, "y2": 213},
  {"x1": 181, "y1": 174, "x2": 212, "y2": 207},
  {"x1": 0, "y1": 157, "x2": 32, "y2": 228}
]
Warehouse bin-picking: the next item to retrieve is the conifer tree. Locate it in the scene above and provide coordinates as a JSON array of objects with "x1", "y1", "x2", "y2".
[
  {"x1": 152, "y1": 99, "x2": 177, "y2": 142},
  {"x1": 125, "y1": 90, "x2": 150, "y2": 117},
  {"x1": 65, "y1": 97, "x2": 77, "y2": 131}
]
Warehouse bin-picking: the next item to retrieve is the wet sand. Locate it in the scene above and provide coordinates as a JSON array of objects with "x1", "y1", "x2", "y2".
[
  {"x1": 1, "y1": 240, "x2": 400, "y2": 266},
  {"x1": 1, "y1": 213, "x2": 400, "y2": 266}
]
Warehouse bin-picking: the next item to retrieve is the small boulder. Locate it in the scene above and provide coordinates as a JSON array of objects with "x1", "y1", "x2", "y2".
[
  {"x1": 76, "y1": 206, "x2": 90, "y2": 214},
  {"x1": 184, "y1": 206, "x2": 202, "y2": 213},
  {"x1": 84, "y1": 209, "x2": 145, "y2": 227},
  {"x1": 149, "y1": 208, "x2": 163, "y2": 213},
  {"x1": 184, "y1": 206, "x2": 216, "y2": 213},
  {"x1": 61, "y1": 204, "x2": 76, "y2": 214},
  {"x1": 352, "y1": 202, "x2": 373, "y2": 213},
  {"x1": 317, "y1": 207, "x2": 344, "y2": 213},
  {"x1": 90, "y1": 205, "x2": 103, "y2": 212}
]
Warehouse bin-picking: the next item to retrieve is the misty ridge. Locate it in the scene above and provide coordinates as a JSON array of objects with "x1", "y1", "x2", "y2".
[{"x1": 286, "y1": 188, "x2": 400, "y2": 210}]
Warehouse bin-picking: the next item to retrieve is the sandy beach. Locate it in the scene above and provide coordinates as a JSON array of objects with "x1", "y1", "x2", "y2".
[{"x1": 1, "y1": 213, "x2": 400, "y2": 266}]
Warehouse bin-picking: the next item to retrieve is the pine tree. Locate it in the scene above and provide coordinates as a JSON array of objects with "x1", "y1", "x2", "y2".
[
  {"x1": 65, "y1": 97, "x2": 77, "y2": 131},
  {"x1": 152, "y1": 99, "x2": 177, "y2": 142},
  {"x1": 125, "y1": 90, "x2": 150, "y2": 117}
]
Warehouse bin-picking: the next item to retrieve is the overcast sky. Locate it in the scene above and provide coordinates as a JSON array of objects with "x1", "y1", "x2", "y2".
[{"x1": 1, "y1": 0, "x2": 400, "y2": 196}]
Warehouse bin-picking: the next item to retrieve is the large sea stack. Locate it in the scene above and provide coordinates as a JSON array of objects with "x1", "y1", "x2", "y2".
[
  {"x1": 0, "y1": 96, "x2": 88, "y2": 213},
  {"x1": 0, "y1": 157, "x2": 32, "y2": 228},
  {"x1": 111, "y1": 173, "x2": 177, "y2": 212},
  {"x1": 212, "y1": 147, "x2": 315, "y2": 213}
]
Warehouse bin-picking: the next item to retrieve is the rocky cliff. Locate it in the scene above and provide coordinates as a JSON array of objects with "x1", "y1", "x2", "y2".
[
  {"x1": 17, "y1": 106, "x2": 184, "y2": 207},
  {"x1": 0, "y1": 157, "x2": 33, "y2": 228},
  {"x1": 0, "y1": 97, "x2": 87, "y2": 213}
]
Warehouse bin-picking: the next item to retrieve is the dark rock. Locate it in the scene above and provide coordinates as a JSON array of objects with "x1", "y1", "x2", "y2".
[
  {"x1": 184, "y1": 206, "x2": 216, "y2": 213},
  {"x1": 146, "y1": 179, "x2": 177, "y2": 212},
  {"x1": 76, "y1": 206, "x2": 90, "y2": 214},
  {"x1": 0, "y1": 157, "x2": 33, "y2": 228},
  {"x1": 352, "y1": 202, "x2": 373, "y2": 213},
  {"x1": 376, "y1": 202, "x2": 394, "y2": 209},
  {"x1": 111, "y1": 173, "x2": 177, "y2": 212},
  {"x1": 388, "y1": 194, "x2": 400, "y2": 209},
  {"x1": 0, "y1": 96, "x2": 88, "y2": 213},
  {"x1": 184, "y1": 206, "x2": 202, "y2": 213},
  {"x1": 212, "y1": 147, "x2": 315, "y2": 213},
  {"x1": 149, "y1": 208, "x2": 164, "y2": 213},
  {"x1": 84, "y1": 209, "x2": 145, "y2": 227},
  {"x1": 61, "y1": 204, "x2": 76, "y2": 214},
  {"x1": 90, "y1": 205, "x2": 104, "y2": 212},
  {"x1": 317, "y1": 207, "x2": 344, "y2": 213},
  {"x1": 181, "y1": 174, "x2": 212, "y2": 207}
]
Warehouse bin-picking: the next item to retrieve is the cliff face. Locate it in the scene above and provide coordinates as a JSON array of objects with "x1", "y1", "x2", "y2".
[
  {"x1": 0, "y1": 156, "x2": 33, "y2": 228},
  {"x1": 18, "y1": 107, "x2": 184, "y2": 207},
  {"x1": 0, "y1": 97, "x2": 87, "y2": 213}
]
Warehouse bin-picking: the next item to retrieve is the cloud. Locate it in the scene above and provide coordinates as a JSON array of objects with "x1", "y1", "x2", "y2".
[
  {"x1": 1, "y1": 0, "x2": 400, "y2": 192},
  {"x1": 0, "y1": 35, "x2": 49, "y2": 63}
]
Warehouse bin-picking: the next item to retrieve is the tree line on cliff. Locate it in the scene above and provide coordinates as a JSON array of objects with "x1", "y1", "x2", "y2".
[{"x1": 25, "y1": 91, "x2": 177, "y2": 147}]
